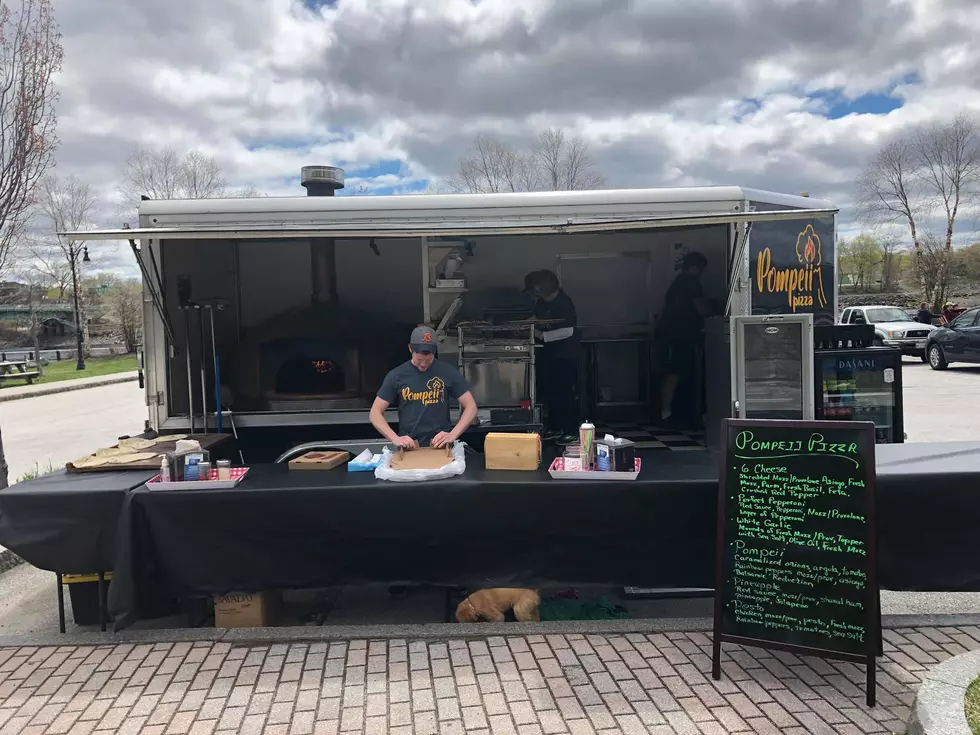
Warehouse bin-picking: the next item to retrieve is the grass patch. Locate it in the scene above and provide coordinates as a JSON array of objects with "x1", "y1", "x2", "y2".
[
  {"x1": 0, "y1": 354, "x2": 137, "y2": 388},
  {"x1": 967, "y1": 677, "x2": 980, "y2": 734},
  {"x1": 17, "y1": 461, "x2": 56, "y2": 483}
]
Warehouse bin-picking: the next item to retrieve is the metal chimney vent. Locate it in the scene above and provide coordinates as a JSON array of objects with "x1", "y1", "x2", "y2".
[{"x1": 301, "y1": 166, "x2": 345, "y2": 196}]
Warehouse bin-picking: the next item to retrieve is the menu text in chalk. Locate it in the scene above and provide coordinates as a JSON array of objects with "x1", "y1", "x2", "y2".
[{"x1": 712, "y1": 418, "x2": 879, "y2": 707}]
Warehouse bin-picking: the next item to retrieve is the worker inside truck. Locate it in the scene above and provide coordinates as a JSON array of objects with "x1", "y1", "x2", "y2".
[
  {"x1": 525, "y1": 269, "x2": 581, "y2": 443},
  {"x1": 657, "y1": 251, "x2": 711, "y2": 425},
  {"x1": 369, "y1": 325, "x2": 479, "y2": 448}
]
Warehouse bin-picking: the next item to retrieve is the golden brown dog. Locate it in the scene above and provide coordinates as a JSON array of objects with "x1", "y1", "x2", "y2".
[{"x1": 455, "y1": 588, "x2": 540, "y2": 623}]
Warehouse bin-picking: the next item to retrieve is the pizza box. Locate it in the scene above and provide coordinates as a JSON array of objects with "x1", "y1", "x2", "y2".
[{"x1": 288, "y1": 450, "x2": 350, "y2": 471}]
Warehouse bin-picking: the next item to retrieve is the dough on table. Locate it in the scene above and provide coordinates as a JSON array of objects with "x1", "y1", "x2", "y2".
[
  {"x1": 107, "y1": 452, "x2": 158, "y2": 465},
  {"x1": 94, "y1": 447, "x2": 129, "y2": 458},
  {"x1": 117, "y1": 438, "x2": 156, "y2": 451},
  {"x1": 71, "y1": 455, "x2": 111, "y2": 469}
]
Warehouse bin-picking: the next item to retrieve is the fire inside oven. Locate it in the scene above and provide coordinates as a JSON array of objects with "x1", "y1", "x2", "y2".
[{"x1": 276, "y1": 357, "x2": 345, "y2": 395}]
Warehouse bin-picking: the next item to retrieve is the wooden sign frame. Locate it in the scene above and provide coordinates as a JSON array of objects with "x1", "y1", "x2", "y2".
[{"x1": 711, "y1": 418, "x2": 879, "y2": 707}]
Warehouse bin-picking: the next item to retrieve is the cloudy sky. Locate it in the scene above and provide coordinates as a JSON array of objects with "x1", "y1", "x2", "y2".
[{"x1": 52, "y1": 0, "x2": 980, "y2": 253}]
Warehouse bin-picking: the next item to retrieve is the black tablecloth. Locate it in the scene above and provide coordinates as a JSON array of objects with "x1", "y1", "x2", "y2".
[
  {"x1": 874, "y1": 442, "x2": 980, "y2": 591},
  {"x1": 94, "y1": 441, "x2": 980, "y2": 628},
  {"x1": 0, "y1": 470, "x2": 155, "y2": 573},
  {"x1": 109, "y1": 451, "x2": 720, "y2": 626}
]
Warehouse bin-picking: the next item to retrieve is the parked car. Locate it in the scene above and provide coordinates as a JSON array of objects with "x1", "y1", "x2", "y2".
[
  {"x1": 839, "y1": 305, "x2": 937, "y2": 361},
  {"x1": 925, "y1": 306, "x2": 980, "y2": 370}
]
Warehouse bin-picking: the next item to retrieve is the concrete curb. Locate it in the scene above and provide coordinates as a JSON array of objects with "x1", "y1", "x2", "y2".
[
  {"x1": 2, "y1": 608, "x2": 980, "y2": 650},
  {"x1": 906, "y1": 647, "x2": 980, "y2": 735},
  {"x1": 0, "y1": 373, "x2": 138, "y2": 402}
]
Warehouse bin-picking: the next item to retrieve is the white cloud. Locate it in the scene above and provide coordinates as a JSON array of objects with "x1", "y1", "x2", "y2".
[{"x1": 43, "y1": 0, "x2": 980, "y2": 264}]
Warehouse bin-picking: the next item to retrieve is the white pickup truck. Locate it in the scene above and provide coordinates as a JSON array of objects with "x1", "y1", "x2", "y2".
[{"x1": 839, "y1": 305, "x2": 937, "y2": 361}]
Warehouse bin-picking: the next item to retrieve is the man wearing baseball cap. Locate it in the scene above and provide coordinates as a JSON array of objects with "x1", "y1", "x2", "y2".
[{"x1": 369, "y1": 325, "x2": 478, "y2": 448}]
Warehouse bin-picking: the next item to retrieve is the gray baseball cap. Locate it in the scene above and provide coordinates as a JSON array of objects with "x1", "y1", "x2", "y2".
[{"x1": 410, "y1": 325, "x2": 437, "y2": 352}]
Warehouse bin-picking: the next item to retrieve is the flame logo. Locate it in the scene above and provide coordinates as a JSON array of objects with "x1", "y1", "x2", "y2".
[
  {"x1": 426, "y1": 376, "x2": 446, "y2": 398},
  {"x1": 795, "y1": 224, "x2": 822, "y2": 265}
]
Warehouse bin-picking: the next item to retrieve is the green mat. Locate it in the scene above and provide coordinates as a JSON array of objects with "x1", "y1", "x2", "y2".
[{"x1": 539, "y1": 595, "x2": 629, "y2": 621}]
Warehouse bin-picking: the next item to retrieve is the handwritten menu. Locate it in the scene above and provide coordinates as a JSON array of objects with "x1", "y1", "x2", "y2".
[{"x1": 714, "y1": 419, "x2": 878, "y2": 666}]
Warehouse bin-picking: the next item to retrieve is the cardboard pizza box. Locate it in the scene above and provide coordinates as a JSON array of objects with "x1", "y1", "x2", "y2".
[
  {"x1": 287, "y1": 450, "x2": 350, "y2": 471},
  {"x1": 390, "y1": 445, "x2": 454, "y2": 471}
]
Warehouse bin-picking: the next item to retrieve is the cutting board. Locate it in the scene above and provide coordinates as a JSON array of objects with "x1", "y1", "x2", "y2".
[
  {"x1": 67, "y1": 433, "x2": 232, "y2": 473},
  {"x1": 288, "y1": 450, "x2": 350, "y2": 471}
]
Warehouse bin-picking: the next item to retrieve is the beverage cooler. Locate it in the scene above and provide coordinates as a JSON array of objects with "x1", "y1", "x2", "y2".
[{"x1": 814, "y1": 346, "x2": 904, "y2": 443}]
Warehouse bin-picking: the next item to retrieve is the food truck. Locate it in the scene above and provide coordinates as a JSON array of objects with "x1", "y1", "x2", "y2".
[
  {"x1": 70, "y1": 166, "x2": 839, "y2": 461},
  {"x1": 5, "y1": 165, "x2": 974, "y2": 633}
]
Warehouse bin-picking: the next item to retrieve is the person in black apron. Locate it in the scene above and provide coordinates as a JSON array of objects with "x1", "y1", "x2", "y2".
[
  {"x1": 526, "y1": 270, "x2": 581, "y2": 442},
  {"x1": 658, "y1": 252, "x2": 710, "y2": 424}
]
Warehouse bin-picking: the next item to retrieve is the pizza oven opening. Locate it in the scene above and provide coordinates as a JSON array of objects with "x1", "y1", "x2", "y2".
[
  {"x1": 261, "y1": 338, "x2": 370, "y2": 410},
  {"x1": 276, "y1": 357, "x2": 346, "y2": 395}
]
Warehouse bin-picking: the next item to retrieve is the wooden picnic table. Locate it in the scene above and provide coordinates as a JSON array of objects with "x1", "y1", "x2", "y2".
[{"x1": 0, "y1": 360, "x2": 40, "y2": 385}]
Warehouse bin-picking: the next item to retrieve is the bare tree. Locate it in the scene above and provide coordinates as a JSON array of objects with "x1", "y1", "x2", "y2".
[
  {"x1": 28, "y1": 242, "x2": 70, "y2": 299},
  {"x1": 0, "y1": 0, "x2": 63, "y2": 489},
  {"x1": 914, "y1": 233, "x2": 951, "y2": 307},
  {"x1": 0, "y1": 0, "x2": 62, "y2": 278},
  {"x1": 878, "y1": 237, "x2": 904, "y2": 292},
  {"x1": 21, "y1": 276, "x2": 50, "y2": 376},
  {"x1": 856, "y1": 138, "x2": 923, "y2": 253},
  {"x1": 98, "y1": 276, "x2": 141, "y2": 352},
  {"x1": 533, "y1": 128, "x2": 605, "y2": 191},
  {"x1": 449, "y1": 128, "x2": 604, "y2": 194},
  {"x1": 917, "y1": 114, "x2": 980, "y2": 305},
  {"x1": 34, "y1": 174, "x2": 97, "y2": 356},
  {"x1": 118, "y1": 145, "x2": 258, "y2": 214},
  {"x1": 857, "y1": 114, "x2": 980, "y2": 307},
  {"x1": 449, "y1": 135, "x2": 535, "y2": 193}
]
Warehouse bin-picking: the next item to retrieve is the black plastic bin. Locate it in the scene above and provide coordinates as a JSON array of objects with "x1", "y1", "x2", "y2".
[{"x1": 64, "y1": 575, "x2": 110, "y2": 626}]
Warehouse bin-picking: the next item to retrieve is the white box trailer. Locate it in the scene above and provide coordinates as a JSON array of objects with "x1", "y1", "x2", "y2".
[{"x1": 68, "y1": 181, "x2": 837, "y2": 461}]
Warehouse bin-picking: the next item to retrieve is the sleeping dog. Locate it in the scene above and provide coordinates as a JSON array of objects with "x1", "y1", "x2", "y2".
[{"x1": 455, "y1": 588, "x2": 540, "y2": 623}]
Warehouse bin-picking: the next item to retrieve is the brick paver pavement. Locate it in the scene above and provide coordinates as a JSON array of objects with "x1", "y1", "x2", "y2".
[{"x1": 0, "y1": 624, "x2": 975, "y2": 734}]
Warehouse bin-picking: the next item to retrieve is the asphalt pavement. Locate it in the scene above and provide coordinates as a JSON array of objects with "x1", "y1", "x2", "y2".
[
  {"x1": 0, "y1": 381, "x2": 145, "y2": 484},
  {"x1": 899, "y1": 356, "x2": 980, "y2": 442}
]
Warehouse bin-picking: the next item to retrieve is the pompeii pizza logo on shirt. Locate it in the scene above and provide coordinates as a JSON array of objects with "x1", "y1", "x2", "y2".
[
  {"x1": 755, "y1": 223, "x2": 828, "y2": 312},
  {"x1": 401, "y1": 376, "x2": 446, "y2": 406}
]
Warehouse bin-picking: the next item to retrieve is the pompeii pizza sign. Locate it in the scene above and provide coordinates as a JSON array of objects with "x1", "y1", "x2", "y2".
[{"x1": 751, "y1": 219, "x2": 835, "y2": 319}]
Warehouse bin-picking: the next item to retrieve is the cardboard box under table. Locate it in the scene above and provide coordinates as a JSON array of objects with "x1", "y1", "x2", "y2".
[{"x1": 214, "y1": 591, "x2": 282, "y2": 628}]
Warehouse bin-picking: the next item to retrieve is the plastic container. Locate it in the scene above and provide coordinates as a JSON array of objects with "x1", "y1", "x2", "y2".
[
  {"x1": 562, "y1": 443, "x2": 583, "y2": 472},
  {"x1": 217, "y1": 460, "x2": 232, "y2": 481},
  {"x1": 160, "y1": 456, "x2": 171, "y2": 483}
]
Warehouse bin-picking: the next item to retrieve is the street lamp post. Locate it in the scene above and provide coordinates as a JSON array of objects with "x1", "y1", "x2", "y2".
[{"x1": 69, "y1": 244, "x2": 91, "y2": 371}]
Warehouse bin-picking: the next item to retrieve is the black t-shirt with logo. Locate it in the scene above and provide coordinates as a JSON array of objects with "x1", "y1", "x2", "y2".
[{"x1": 378, "y1": 359, "x2": 471, "y2": 445}]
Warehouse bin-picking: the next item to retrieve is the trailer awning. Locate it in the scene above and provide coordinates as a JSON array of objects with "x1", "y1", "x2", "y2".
[{"x1": 61, "y1": 207, "x2": 837, "y2": 241}]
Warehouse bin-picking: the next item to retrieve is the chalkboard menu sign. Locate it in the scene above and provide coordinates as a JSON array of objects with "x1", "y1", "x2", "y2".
[{"x1": 712, "y1": 418, "x2": 879, "y2": 706}]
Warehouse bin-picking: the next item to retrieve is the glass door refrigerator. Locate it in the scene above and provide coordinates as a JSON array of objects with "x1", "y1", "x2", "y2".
[{"x1": 814, "y1": 346, "x2": 904, "y2": 443}]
